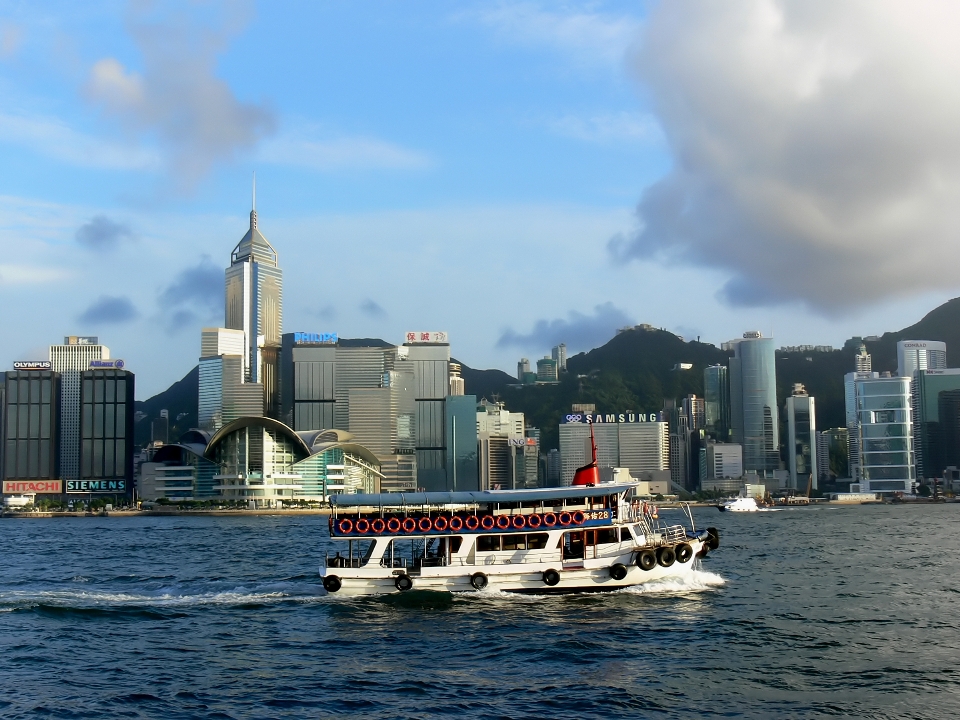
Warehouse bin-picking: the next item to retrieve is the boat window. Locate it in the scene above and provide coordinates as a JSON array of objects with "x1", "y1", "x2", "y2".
[
  {"x1": 477, "y1": 535, "x2": 501, "y2": 552},
  {"x1": 502, "y1": 535, "x2": 526, "y2": 551},
  {"x1": 596, "y1": 528, "x2": 619, "y2": 544},
  {"x1": 620, "y1": 527, "x2": 632, "y2": 542},
  {"x1": 562, "y1": 531, "x2": 585, "y2": 560},
  {"x1": 527, "y1": 533, "x2": 548, "y2": 550}
]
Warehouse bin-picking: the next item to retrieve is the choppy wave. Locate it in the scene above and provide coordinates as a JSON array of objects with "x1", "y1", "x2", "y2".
[{"x1": 620, "y1": 568, "x2": 726, "y2": 595}]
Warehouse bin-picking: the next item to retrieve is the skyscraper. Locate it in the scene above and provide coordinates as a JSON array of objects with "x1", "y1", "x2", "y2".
[
  {"x1": 729, "y1": 332, "x2": 779, "y2": 474},
  {"x1": 897, "y1": 340, "x2": 946, "y2": 378},
  {"x1": 198, "y1": 327, "x2": 262, "y2": 431},
  {"x1": 704, "y1": 364, "x2": 730, "y2": 441},
  {"x1": 2, "y1": 368, "x2": 61, "y2": 491},
  {"x1": 551, "y1": 343, "x2": 567, "y2": 371},
  {"x1": 855, "y1": 343, "x2": 872, "y2": 372},
  {"x1": 49, "y1": 336, "x2": 109, "y2": 480},
  {"x1": 785, "y1": 383, "x2": 818, "y2": 491},
  {"x1": 225, "y1": 182, "x2": 283, "y2": 389},
  {"x1": 848, "y1": 375, "x2": 914, "y2": 494},
  {"x1": 912, "y1": 369, "x2": 960, "y2": 481},
  {"x1": 517, "y1": 358, "x2": 530, "y2": 381}
]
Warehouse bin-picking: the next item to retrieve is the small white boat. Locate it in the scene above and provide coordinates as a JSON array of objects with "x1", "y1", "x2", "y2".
[
  {"x1": 718, "y1": 496, "x2": 760, "y2": 512},
  {"x1": 3, "y1": 493, "x2": 35, "y2": 509},
  {"x1": 320, "y1": 484, "x2": 719, "y2": 596}
]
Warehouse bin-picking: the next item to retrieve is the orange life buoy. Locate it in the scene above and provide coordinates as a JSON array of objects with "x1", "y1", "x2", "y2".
[
  {"x1": 543, "y1": 512, "x2": 558, "y2": 527},
  {"x1": 386, "y1": 517, "x2": 401, "y2": 533},
  {"x1": 402, "y1": 517, "x2": 417, "y2": 533},
  {"x1": 433, "y1": 516, "x2": 449, "y2": 532},
  {"x1": 558, "y1": 511, "x2": 572, "y2": 526},
  {"x1": 480, "y1": 515, "x2": 495, "y2": 530},
  {"x1": 449, "y1": 516, "x2": 464, "y2": 531},
  {"x1": 355, "y1": 518, "x2": 370, "y2": 534},
  {"x1": 572, "y1": 510, "x2": 586, "y2": 525},
  {"x1": 465, "y1": 515, "x2": 480, "y2": 531},
  {"x1": 495, "y1": 515, "x2": 511, "y2": 530},
  {"x1": 371, "y1": 518, "x2": 386, "y2": 534},
  {"x1": 418, "y1": 516, "x2": 433, "y2": 532},
  {"x1": 512, "y1": 515, "x2": 526, "y2": 530},
  {"x1": 337, "y1": 518, "x2": 354, "y2": 534},
  {"x1": 527, "y1": 513, "x2": 542, "y2": 529}
]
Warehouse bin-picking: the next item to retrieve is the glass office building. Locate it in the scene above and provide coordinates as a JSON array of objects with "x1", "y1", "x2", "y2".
[
  {"x1": 729, "y1": 333, "x2": 779, "y2": 473},
  {"x1": 77, "y1": 369, "x2": 135, "y2": 496},
  {"x1": 785, "y1": 385, "x2": 817, "y2": 491},
  {"x1": 913, "y1": 369, "x2": 960, "y2": 481},
  {"x1": 2, "y1": 370, "x2": 61, "y2": 488},
  {"x1": 853, "y1": 375, "x2": 914, "y2": 494},
  {"x1": 445, "y1": 394, "x2": 479, "y2": 491},
  {"x1": 704, "y1": 364, "x2": 730, "y2": 441}
]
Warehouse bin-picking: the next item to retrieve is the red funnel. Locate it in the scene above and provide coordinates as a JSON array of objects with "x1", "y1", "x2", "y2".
[{"x1": 572, "y1": 423, "x2": 599, "y2": 486}]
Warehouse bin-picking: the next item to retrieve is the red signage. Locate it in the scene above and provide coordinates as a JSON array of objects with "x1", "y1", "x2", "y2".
[{"x1": 3, "y1": 480, "x2": 62, "y2": 494}]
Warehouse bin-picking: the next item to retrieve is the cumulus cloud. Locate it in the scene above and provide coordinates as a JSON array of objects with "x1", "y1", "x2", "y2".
[
  {"x1": 84, "y1": 3, "x2": 275, "y2": 193},
  {"x1": 360, "y1": 299, "x2": 387, "y2": 319},
  {"x1": 160, "y1": 257, "x2": 222, "y2": 310},
  {"x1": 76, "y1": 216, "x2": 136, "y2": 252},
  {"x1": 497, "y1": 302, "x2": 633, "y2": 352},
  {"x1": 78, "y1": 295, "x2": 139, "y2": 324},
  {"x1": 616, "y1": 1, "x2": 960, "y2": 313}
]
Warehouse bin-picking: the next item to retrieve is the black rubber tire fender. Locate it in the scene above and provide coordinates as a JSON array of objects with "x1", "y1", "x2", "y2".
[
  {"x1": 323, "y1": 575, "x2": 342, "y2": 593},
  {"x1": 470, "y1": 572, "x2": 488, "y2": 590},
  {"x1": 609, "y1": 563, "x2": 628, "y2": 581},
  {"x1": 395, "y1": 574, "x2": 413, "y2": 592},
  {"x1": 706, "y1": 527, "x2": 720, "y2": 550},
  {"x1": 657, "y1": 546, "x2": 676, "y2": 568},
  {"x1": 542, "y1": 569, "x2": 561, "y2": 586},
  {"x1": 675, "y1": 543, "x2": 694, "y2": 564},
  {"x1": 636, "y1": 549, "x2": 657, "y2": 571}
]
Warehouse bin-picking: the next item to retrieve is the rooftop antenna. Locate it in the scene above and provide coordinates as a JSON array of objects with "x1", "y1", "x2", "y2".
[{"x1": 250, "y1": 171, "x2": 257, "y2": 229}]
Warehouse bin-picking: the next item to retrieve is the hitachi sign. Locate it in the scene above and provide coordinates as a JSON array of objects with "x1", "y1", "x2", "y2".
[{"x1": 3, "y1": 480, "x2": 62, "y2": 494}]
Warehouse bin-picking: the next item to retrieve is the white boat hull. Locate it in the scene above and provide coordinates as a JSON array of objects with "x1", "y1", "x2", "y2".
[{"x1": 321, "y1": 540, "x2": 707, "y2": 596}]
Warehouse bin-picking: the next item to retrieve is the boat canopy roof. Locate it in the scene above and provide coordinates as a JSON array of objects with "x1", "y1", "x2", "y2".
[{"x1": 330, "y1": 483, "x2": 638, "y2": 507}]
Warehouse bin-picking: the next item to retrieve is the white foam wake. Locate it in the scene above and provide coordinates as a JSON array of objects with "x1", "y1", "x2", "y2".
[
  {"x1": 0, "y1": 587, "x2": 325, "y2": 610},
  {"x1": 621, "y1": 568, "x2": 726, "y2": 595}
]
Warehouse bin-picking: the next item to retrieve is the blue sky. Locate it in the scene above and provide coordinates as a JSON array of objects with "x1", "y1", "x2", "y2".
[{"x1": 2, "y1": 1, "x2": 958, "y2": 397}]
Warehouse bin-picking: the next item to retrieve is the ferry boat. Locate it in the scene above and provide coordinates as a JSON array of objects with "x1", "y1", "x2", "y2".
[
  {"x1": 321, "y1": 434, "x2": 720, "y2": 595},
  {"x1": 718, "y1": 496, "x2": 760, "y2": 512}
]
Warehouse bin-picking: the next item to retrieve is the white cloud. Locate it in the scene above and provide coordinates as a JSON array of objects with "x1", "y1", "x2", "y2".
[
  {"x1": 259, "y1": 128, "x2": 431, "y2": 171},
  {"x1": 0, "y1": 111, "x2": 160, "y2": 170},
  {"x1": 0, "y1": 20, "x2": 23, "y2": 58},
  {"x1": 548, "y1": 111, "x2": 662, "y2": 144},
  {"x1": 469, "y1": 2, "x2": 642, "y2": 68},
  {"x1": 0, "y1": 264, "x2": 70, "y2": 284},
  {"x1": 84, "y1": 3, "x2": 275, "y2": 193},
  {"x1": 618, "y1": 0, "x2": 960, "y2": 313}
]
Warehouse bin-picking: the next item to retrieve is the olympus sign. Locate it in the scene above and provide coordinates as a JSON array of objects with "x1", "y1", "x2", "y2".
[{"x1": 13, "y1": 361, "x2": 51, "y2": 370}]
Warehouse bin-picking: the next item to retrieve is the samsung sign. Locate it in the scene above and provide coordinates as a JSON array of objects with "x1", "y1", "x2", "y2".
[
  {"x1": 13, "y1": 361, "x2": 51, "y2": 370},
  {"x1": 562, "y1": 412, "x2": 663, "y2": 424},
  {"x1": 294, "y1": 332, "x2": 338, "y2": 345},
  {"x1": 89, "y1": 359, "x2": 125, "y2": 369}
]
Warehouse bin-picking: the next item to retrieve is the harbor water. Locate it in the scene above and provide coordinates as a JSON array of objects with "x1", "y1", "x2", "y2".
[{"x1": 1, "y1": 504, "x2": 959, "y2": 718}]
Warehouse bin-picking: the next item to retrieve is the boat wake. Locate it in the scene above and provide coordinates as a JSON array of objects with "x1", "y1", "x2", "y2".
[
  {"x1": 0, "y1": 585, "x2": 325, "y2": 613},
  {"x1": 619, "y1": 568, "x2": 726, "y2": 595}
]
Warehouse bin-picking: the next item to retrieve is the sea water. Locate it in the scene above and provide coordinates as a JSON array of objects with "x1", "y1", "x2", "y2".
[{"x1": 1, "y1": 504, "x2": 959, "y2": 719}]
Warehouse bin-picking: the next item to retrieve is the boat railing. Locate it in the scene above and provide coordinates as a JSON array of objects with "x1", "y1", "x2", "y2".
[
  {"x1": 661, "y1": 524, "x2": 688, "y2": 545},
  {"x1": 325, "y1": 554, "x2": 366, "y2": 569}
]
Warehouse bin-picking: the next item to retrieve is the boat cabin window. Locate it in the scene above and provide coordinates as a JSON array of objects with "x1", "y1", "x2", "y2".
[
  {"x1": 560, "y1": 528, "x2": 622, "y2": 560},
  {"x1": 620, "y1": 527, "x2": 632, "y2": 542},
  {"x1": 328, "y1": 540, "x2": 375, "y2": 568},
  {"x1": 595, "y1": 528, "x2": 619, "y2": 544},
  {"x1": 476, "y1": 533, "x2": 549, "y2": 552}
]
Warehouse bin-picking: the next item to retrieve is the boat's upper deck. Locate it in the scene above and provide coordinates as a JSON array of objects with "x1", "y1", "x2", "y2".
[{"x1": 330, "y1": 483, "x2": 637, "y2": 510}]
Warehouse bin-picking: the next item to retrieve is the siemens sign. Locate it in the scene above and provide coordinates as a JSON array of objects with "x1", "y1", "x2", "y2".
[
  {"x1": 67, "y1": 480, "x2": 127, "y2": 493},
  {"x1": 562, "y1": 412, "x2": 663, "y2": 424},
  {"x1": 294, "y1": 332, "x2": 338, "y2": 345}
]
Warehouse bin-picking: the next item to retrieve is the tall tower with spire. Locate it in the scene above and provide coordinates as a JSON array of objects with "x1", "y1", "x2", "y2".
[{"x1": 222, "y1": 175, "x2": 283, "y2": 417}]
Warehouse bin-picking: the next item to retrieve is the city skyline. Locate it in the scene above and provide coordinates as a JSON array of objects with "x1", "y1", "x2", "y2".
[{"x1": 3, "y1": 2, "x2": 960, "y2": 398}]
